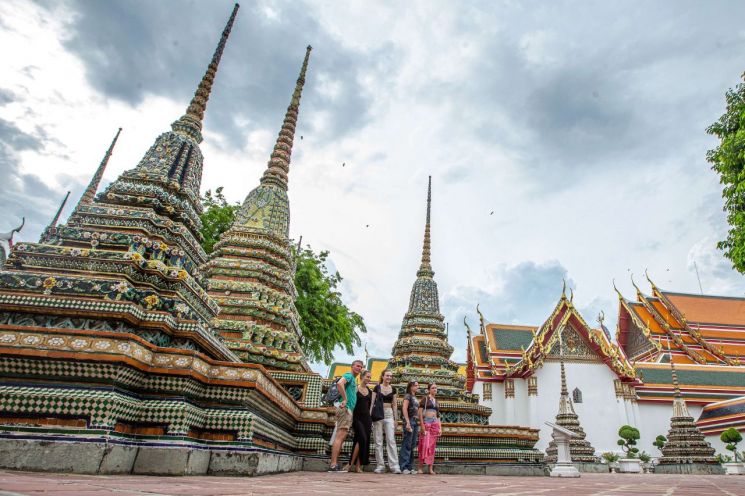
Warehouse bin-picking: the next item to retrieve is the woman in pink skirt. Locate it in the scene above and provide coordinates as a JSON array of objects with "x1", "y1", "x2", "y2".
[{"x1": 417, "y1": 382, "x2": 441, "y2": 475}]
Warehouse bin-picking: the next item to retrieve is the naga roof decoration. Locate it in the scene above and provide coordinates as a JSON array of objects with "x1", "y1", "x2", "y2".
[
  {"x1": 2, "y1": 4, "x2": 243, "y2": 362},
  {"x1": 616, "y1": 274, "x2": 745, "y2": 366},
  {"x1": 472, "y1": 288, "x2": 636, "y2": 381},
  {"x1": 204, "y1": 46, "x2": 313, "y2": 372}
]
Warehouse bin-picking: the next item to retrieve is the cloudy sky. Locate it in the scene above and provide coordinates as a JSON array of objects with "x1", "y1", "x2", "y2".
[{"x1": 2, "y1": 0, "x2": 745, "y2": 374}]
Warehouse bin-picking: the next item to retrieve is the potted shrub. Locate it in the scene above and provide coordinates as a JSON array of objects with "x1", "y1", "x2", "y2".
[
  {"x1": 616, "y1": 425, "x2": 642, "y2": 473},
  {"x1": 720, "y1": 428, "x2": 744, "y2": 475},
  {"x1": 639, "y1": 451, "x2": 652, "y2": 473},
  {"x1": 602, "y1": 452, "x2": 620, "y2": 473},
  {"x1": 653, "y1": 435, "x2": 666, "y2": 454}
]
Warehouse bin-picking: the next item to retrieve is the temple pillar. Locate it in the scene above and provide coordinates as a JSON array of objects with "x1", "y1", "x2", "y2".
[
  {"x1": 505, "y1": 379, "x2": 516, "y2": 425},
  {"x1": 528, "y1": 376, "x2": 539, "y2": 428}
]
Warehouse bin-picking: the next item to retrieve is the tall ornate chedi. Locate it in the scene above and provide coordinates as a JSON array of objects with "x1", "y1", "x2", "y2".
[
  {"x1": 545, "y1": 353, "x2": 599, "y2": 464},
  {"x1": 656, "y1": 353, "x2": 723, "y2": 474},
  {"x1": 388, "y1": 178, "x2": 543, "y2": 467},
  {"x1": 204, "y1": 46, "x2": 311, "y2": 373},
  {"x1": 390, "y1": 177, "x2": 465, "y2": 400},
  {"x1": 0, "y1": 5, "x2": 332, "y2": 476}
]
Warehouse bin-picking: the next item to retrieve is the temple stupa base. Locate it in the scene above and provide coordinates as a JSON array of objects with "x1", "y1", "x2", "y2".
[{"x1": 654, "y1": 463, "x2": 725, "y2": 475}]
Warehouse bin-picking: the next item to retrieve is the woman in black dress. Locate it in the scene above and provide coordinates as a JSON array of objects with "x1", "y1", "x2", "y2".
[{"x1": 347, "y1": 369, "x2": 372, "y2": 473}]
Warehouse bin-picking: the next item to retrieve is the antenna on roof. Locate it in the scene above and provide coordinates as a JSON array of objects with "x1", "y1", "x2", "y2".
[{"x1": 693, "y1": 260, "x2": 703, "y2": 295}]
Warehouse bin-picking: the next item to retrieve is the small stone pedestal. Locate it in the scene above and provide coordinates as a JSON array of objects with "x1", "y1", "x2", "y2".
[
  {"x1": 546, "y1": 422, "x2": 580, "y2": 478},
  {"x1": 724, "y1": 462, "x2": 745, "y2": 475},
  {"x1": 618, "y1": 459, "x2": 641, "y2": 473}
]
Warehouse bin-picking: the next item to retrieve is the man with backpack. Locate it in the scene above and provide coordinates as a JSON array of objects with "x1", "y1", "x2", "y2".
[{"x1": 328, "y1": 359, "x2": 364, "y2": 472}]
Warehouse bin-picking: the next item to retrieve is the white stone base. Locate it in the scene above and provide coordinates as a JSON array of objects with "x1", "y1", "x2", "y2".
[
  {"x1": 617, "y1": 458, "x2": 642, "y2": 473},
  {"x1": 550, "y1": 462, "x2": 581, "y2": 478},
  {"x1": 723, "y1": 462, "x2": 745, "y2": 475}
]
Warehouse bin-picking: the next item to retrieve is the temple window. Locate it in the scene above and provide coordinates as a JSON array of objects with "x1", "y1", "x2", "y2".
[
  {"x1": 573, "y1": 387, "x2": 583, "y2": 403},
  {"x1": 482, "y1": 382, "x2": 492, "y2": 400}
]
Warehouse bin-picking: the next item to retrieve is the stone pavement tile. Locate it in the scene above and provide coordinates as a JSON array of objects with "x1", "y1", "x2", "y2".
[{"x1": 0, "y1": 471, "x2": 743, "y2": 495}]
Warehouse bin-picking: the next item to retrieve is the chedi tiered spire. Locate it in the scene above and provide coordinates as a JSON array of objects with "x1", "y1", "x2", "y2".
[
  {"x1": 98, "y1": 4, "x2": 239, "y2": 241},
  {"x1": 73, "y1": 127, "x2": 122, "y2": 214},
  {"x1": 172, "y1": 3, "x2": 239, "y2": 144},
  {"x1": 204, "y1": 46, "x2": 313, "y2": 371},
  {"x1": 390, "y1": 178, "x2": 469, "y2": 403},
  {"x1": 546, "y1": 345, "x2": 599, "y2": 464},
  {"x1": 657, "y1": 352, "x2": 720, "y2": 471},
  {"x1": 4, "y1": 5, "x2": 244, "y2": 363}
]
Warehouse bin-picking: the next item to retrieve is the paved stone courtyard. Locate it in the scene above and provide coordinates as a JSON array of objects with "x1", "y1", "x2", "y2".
[{"x1": 0, "y1": 470, "x2": 742, "y2": 495}]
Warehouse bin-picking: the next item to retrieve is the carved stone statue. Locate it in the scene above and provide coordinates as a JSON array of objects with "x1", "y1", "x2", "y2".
[{"x1": 0, "y1": 217, "x2": 25, "y2": 264}]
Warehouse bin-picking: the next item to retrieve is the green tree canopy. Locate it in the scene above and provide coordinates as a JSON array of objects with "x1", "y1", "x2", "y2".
[
  {"x1": 293, "y1": 246, "x2": 366, "y2": 364},
  {"x1": 199, "y1": 188, "x2": 366, "y2": 365},
  {"x1": 707, "y1": 73, "x2": 745, "y2": 272},
  {"x1": 199, "y1": 187, "x2": 239, "y2": 254}
]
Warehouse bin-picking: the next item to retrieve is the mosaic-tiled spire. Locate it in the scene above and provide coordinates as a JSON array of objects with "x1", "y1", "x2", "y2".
[
  {"x1": 390, "y1": 177, "x2": 473, "y2": 404},
  {"x1": 231, "y1": 45, "x2": 312, "y2": 236},
  {"x1": 72, "y1": 128, "x2": 121, "y2": 214},
  {"x1": 558, "y1": 358, "x2": 575, "y2": 415},
  {"x1": 4, "y1": 7, "x2": 243, "y2": 363},
  {"x1": 172, "y1": 3, "x2": 240, "y2": 144},
  {"x1": 418, "y1": 176, "x2": 433, "y2": 277},
  {"x1": 658, "y1": 349, "x2": 718, "y2": 465},
  {"x1": 205, "y1": 46, "x2": 313, "y2": 371},
  {"x1": 39, "y1": 191, "x2": 70, "y2": 243},
  {"x1": 260, "y1": 45, "x2": 312, "y2": 191},
  {"x1": 100, "y1": 3, "x2": 240, "y2": 240}
]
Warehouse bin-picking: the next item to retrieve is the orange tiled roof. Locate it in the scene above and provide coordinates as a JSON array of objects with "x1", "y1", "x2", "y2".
[{"x1": 665, "y1": 291, "x2": 745, "y2": 327}]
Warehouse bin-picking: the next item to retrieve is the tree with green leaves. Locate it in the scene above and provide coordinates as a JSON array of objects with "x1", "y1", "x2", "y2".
[
  {"x1": 720, "y1": 427, "x2": 742, "y2": 462},
  {"x1": 617, "y1": 425, "x2": 640, "y2": 458},
  {"x1": 199, "y1": 188, "x2": 366, "y2": 365},
  {"x1": 199, "y1": 187, "x2": 239, "y2": 254},
  {"x1": 293, "y1": 246, "x2": 366, "y2": 364},
  {"x1": 653, "y1": 434, "x2": 667, "y2": 454},
  {"x1": 707, "y1": 73, "x2": 745, "y2": 273}
]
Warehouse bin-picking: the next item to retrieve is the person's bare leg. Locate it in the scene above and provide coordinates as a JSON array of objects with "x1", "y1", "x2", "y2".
[
  {"x1": 330, "y1": 428, "x2": 348, "y2": 467},
  {"x1": 347, "y1": 444, "x2": 359, "y2": 472},
  {"x1": 428, "y1": 464, "x2": 436, "y2": 475}
]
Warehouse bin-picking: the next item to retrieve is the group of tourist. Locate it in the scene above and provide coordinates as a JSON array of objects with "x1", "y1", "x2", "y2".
[{"x1": 328, "y1": 360, "x2": 441, "y2": 474}]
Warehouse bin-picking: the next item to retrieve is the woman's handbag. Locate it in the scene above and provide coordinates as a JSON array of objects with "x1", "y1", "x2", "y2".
[{"x1": 371, "y1": 385, "x2": 385, "y2": 421}]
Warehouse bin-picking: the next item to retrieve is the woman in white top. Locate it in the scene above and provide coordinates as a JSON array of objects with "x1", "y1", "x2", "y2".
[{"x1": 371, "y1": 369, "x2": 401, "y2": 473}]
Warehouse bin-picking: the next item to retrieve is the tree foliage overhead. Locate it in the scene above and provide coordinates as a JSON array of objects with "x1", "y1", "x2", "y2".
[
  {"x1": 200, "y1": 187, "x2": 239, "y2": 254},
  {"x1": 293, "y1": 247, "x2": 366, "y2": 364},
  {"x1": 721, "y1": 427, "x2": 743, "y2": 462},
  {"x1": 198, "y1": 188, "x2": 366, "y2": 365},
  {"x1": 707, "y1": 73, "x2": 745, "y2": 273}
]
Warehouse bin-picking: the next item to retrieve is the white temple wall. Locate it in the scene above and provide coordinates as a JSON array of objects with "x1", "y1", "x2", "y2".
[{"x1": 532, "y1": 361, "x2": 629, "y2": 453}]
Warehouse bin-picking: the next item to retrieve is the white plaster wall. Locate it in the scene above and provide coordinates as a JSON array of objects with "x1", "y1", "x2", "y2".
[{"x1": 533, "y1": 361, "x2": 632, "y2": 453}]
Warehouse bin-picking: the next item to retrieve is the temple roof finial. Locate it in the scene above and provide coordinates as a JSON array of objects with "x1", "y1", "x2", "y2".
[
  {"x1": 172, "y1": 3, "x2": 240, "y2": 143},
  {"x1": 74, "y1": 128, "x2": 121, "y2": 213},
  {"x1": 417, "y1": 176, "x2": 433, "y2": 277},
  {"x1": 260, "y1": 45, "x2": 312, "y2": 190}
]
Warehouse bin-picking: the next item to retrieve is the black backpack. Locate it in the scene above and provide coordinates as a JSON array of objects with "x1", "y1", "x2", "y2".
[{"x1": 322, "y1": 377, "x2": 342, "y2": 405}]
